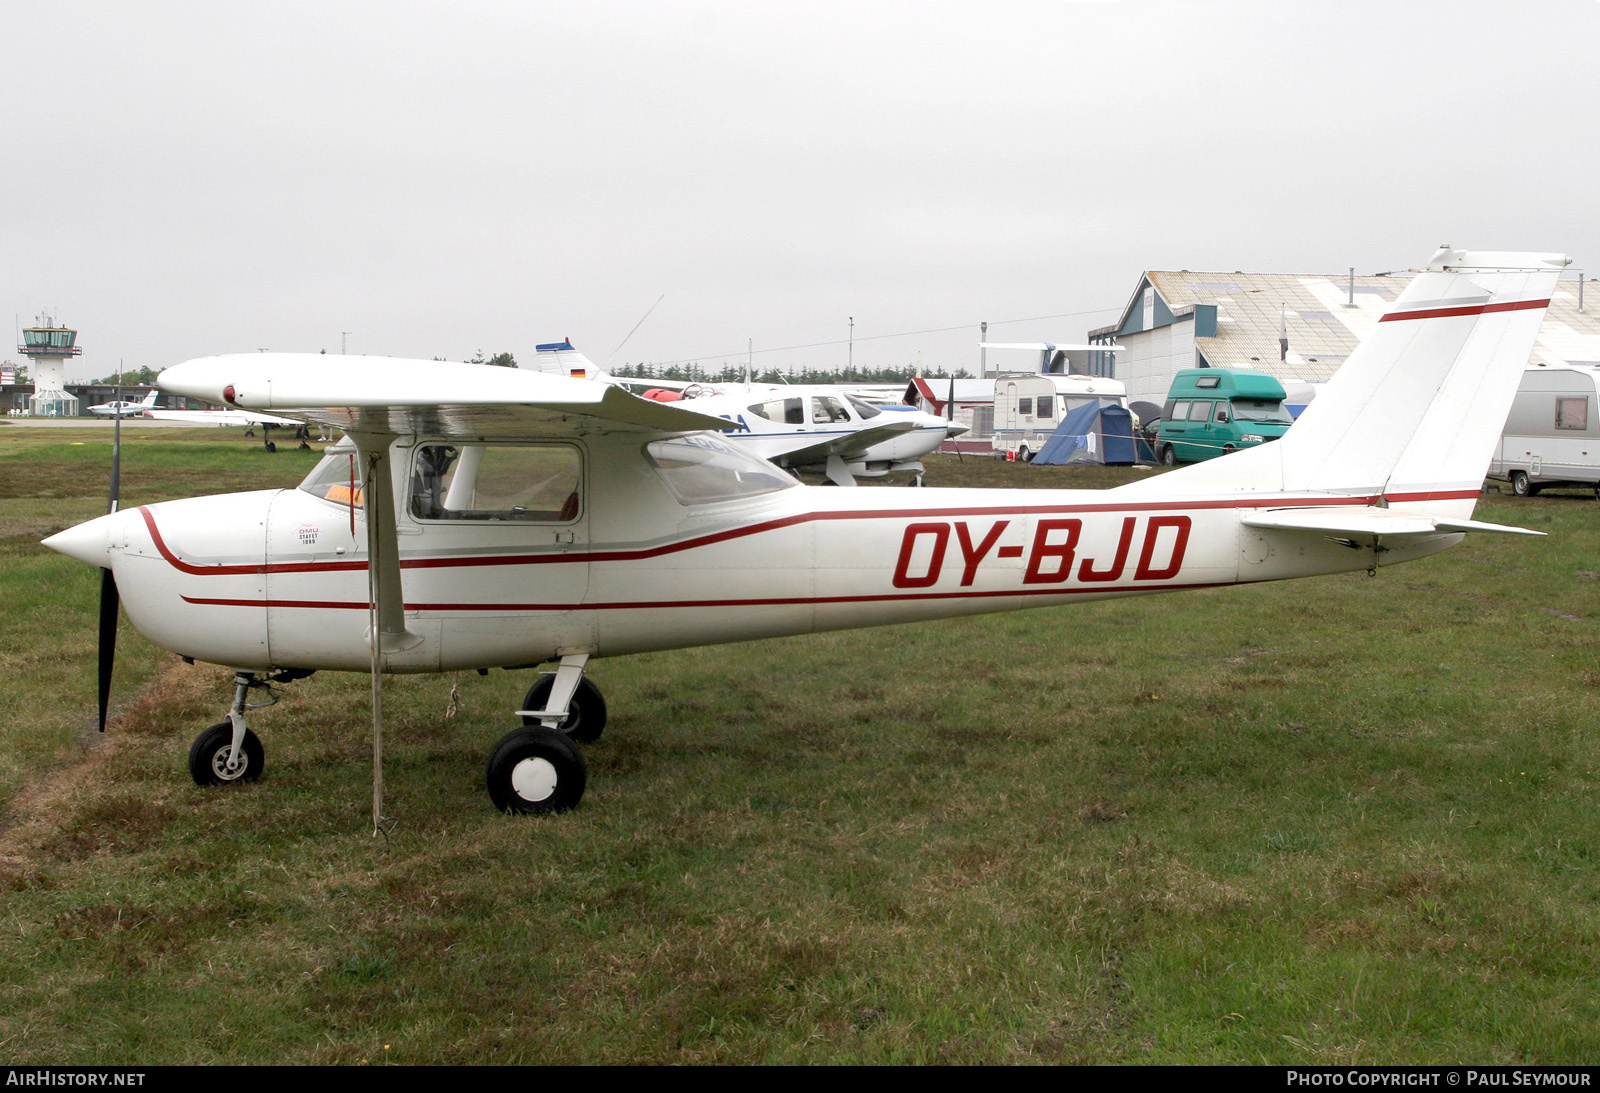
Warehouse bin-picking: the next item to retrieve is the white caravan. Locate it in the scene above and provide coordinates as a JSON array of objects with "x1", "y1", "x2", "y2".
[
  {"x1": 1488, "y1": 365, "x2": 1600, "y2": 497},
  {"x1": 982, "y1": 343, "x2": 1127, "y2": 461}
]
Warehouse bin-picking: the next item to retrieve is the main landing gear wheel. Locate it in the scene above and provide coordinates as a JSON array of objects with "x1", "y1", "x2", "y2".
[
  {"x1": 486, "y1": 727, "x2": 587, "y2": 814},
  {"x1": 519, "y1": 675, "x2": 607, "y2": 743},
  {"x1": 188, "y1": 722, "x2": 264, "y2": 786}
]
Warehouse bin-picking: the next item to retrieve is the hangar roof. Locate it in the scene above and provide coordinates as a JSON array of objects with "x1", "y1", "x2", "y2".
[{"x1": 1091, "y1": 267, "x2": 1600, "y2": 380}]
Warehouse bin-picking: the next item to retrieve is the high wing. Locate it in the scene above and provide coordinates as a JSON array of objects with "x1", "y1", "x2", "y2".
[
  {"x1": 158, "y1": 354, "x2": 740, "y2": 438},
  {"x1": 146, "y1": 408, "x2": 305, "y2": 427},
  {"x1": 772, "y1": 419, "x2": 918, "y2": 465}
]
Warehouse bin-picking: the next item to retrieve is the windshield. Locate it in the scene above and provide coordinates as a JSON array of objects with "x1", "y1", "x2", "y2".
[
  {"x1": 646, "y1": 434, "x2": 797, "y2": 504},
  {"x1": 1232, "y1": 398, "x2": 1294, "y2": 424},
  {"x1": 298, "y1": 449, "x2": 364, "y2": 506}
]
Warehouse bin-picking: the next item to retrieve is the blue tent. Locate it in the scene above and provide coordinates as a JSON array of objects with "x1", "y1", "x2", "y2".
[{"x1": 1031, "y1": 400, "x2": 1138, "y2": 465}]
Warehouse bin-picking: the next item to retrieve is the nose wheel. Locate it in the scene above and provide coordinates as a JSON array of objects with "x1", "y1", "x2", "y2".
[
  {"x1": 189, "y1": 721, "x2": 264, "y2": 784},
  {"x1": 185, "y1": 670, "x2": 309, "y2": 789}
]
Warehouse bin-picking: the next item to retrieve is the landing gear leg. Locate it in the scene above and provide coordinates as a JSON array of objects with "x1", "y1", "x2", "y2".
[
  {"x1": 493, "y1": 652, "x2": 599, "y2": 812},
  {"x1": 189, "y1": 672, "x2": 273, "y2": 786},
  {"x1": 187, "y1": 669, "x2": 309, "y2": 787},
  {"x1": 515, "y1": 653, "x2": 605, "y2": 742}
]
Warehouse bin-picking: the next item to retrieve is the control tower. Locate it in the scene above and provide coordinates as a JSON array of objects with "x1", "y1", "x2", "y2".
[{"x1": 21, "y1": 313, "x2": 82, "y2": 416}]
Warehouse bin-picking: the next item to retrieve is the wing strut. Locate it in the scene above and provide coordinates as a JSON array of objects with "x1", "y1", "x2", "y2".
[{"x1": 356, "y1": 432, "x2": 421, "y2": 837}]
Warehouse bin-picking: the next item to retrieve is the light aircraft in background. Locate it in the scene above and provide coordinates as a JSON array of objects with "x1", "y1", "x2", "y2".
[
  {"x1": 42, "y1": 248, "x2": 1565, "y2": 823},
  {"x1": 89, "y1": 390, "x2": 161, "y2": 417},
  {"x1": 145, "y1": 405, "x2": 319, "y2": 450},
  {"x1": 528, "y1": 339, "x2": 965, "y2": 485},
  {"x1": 634, "y1": 383, "x2": 963, "y2": 486}
]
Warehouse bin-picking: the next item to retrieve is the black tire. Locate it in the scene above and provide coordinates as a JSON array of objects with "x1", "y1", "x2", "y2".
[
  {"x1": 264, "y1": 440, "x2": 277, "y2": 453},
  {"x1": 1510, "y1": 471, "x2": 1538, "y2": 497},
  {"x1": 1160, "y1": 444, "x2": 1179, "y2": 466},
  {"x1": 486, "y1": 727, "x2": 587, "y2": 814},
  {"x1": 519, "y1": 675, "x2": 607, "y2": 743},
  {"x1": 188, "y1": 721, "x2": 264, "y2": 786}
]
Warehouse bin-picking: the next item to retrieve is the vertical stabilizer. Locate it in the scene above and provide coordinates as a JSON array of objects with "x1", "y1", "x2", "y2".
[
  {"x1": 528, "y1": 340, "x2": 605, "y2": 381},
  {"x1": 1119, "y1": 248, "x2": 1568, "y2": 516}
]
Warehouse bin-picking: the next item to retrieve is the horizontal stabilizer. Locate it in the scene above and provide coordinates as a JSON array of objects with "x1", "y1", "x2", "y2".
[{"x1": 1241, "y1": 507, "x2": 1544, "y2": 538}]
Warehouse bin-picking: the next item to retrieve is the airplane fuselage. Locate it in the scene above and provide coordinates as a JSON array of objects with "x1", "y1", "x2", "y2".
[
  {"x1": 666, "y1": 386, "x2": 958, "y2": 475},
  {"x1": 98, "y1": 431, "x2": 1460, "y2": 675}
]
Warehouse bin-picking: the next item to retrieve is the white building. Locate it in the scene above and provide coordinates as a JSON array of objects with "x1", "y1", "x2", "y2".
[
  {"x1": 21, "y1": 313, "x2": 82, "y2": 417},
  {"x1": 1090, "y1": 266, "x2": 1600, "y2": 406}
]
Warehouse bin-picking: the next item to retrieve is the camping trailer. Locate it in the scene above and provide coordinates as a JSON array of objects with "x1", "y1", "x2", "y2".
[
  {"x1": 991, "y1": 373, "x2": 1129, "y2": 461},
  {"x1": 1488, "y1": 365, "x2": 1600, "y2": 497},
  {"x1": 978, "y1": 341, "x2": 1126, "y2": 461}
]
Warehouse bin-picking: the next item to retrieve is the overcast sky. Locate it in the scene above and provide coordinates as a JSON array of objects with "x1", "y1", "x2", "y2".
[{"x1": 5, "y1": 0, "x2": 1598, "y2": 381}]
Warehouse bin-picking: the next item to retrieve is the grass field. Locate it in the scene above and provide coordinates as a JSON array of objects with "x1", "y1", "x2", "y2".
[{"x1": 1, "y1": 427, "x2": 1597, "y2": 1064}]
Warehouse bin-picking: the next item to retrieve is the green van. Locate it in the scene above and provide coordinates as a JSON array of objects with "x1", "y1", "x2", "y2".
[{"x1": 1155, "y1": 368, "x2": 1294, "y2": 464}]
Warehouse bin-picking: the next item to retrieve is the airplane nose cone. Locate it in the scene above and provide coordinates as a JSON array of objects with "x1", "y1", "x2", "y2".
[
  {"x1": 42, "y1": 512, "x2": 122, "y2": 568},
  {"x1": 945, "y1": 422, "x2": 969, "y2": 438}
]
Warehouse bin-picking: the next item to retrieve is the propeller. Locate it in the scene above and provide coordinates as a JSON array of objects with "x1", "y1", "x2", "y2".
[{"x1": 96, "y1": 411, "x2": 123, "y2": 732}]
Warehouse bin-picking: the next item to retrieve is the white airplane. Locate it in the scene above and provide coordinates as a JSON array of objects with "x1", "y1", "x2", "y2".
[
  {"x1": 144, "y1": 405, "x2": 317, "y2": 450},
  {"x1": 528, "y1": 340, "x2": 965, "y2": 485},
  {"x1": 89, "y1": 390, "x2": 161, "y2": 417},
  {"x1": 42, "y1": 248, "x2": 1564, "y2": 824},
  {"x1": 637, "y1": 383, "x2": 964, "y2": 486}
]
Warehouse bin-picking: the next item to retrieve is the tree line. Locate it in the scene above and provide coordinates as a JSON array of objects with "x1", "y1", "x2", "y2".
[{"x1": 610, "y1": 363, "x2": 974, "y2": 384}]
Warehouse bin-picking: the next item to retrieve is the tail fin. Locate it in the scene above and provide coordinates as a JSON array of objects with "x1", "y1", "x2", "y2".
[
  {"x1": 528, "y1": 340, "x2": 604, "y2": 381},
  {"x1": 1122, "y1": 247, "x2": 1569, "y2": 517},
  {"x1": 140, "y1": 390, "x2": 160, "y2": 408}
]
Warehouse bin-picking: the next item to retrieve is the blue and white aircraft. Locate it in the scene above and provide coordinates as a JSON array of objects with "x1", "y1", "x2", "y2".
[{"x1": 529, "y1": 341, "x2": 965, "y2": 485}]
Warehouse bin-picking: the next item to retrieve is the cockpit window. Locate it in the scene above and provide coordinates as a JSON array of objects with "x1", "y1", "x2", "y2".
[
  {"x1": 411, "y1": 443, "x2": 582, "y2": 522},
  {"x1": 811, "y1": 396, "x2": 851, "y2": 424},
  {"x1": 299, "y1": 449, "x2": 365, "y2": 506},
  {"x1": 846, "y1": 395, "x2": 881, "y2": 419},
  {"x1": 645, "y1": 434, "x2": 797, "y2": 505},
  {"x1": 747, "y1": 397, "x2": 804, "y2": 424}
]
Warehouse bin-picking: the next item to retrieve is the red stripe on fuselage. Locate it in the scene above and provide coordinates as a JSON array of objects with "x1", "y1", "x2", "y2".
[
  {"x1": 141, "y1": 489, "x2": 1481, "y2": 578},
  {"x1": 181, "y1": 581, "x2": 1225, "y2": 613},
  {"x1": 1378, "y1": 298, "x2": 1549, "y2": 323}
]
